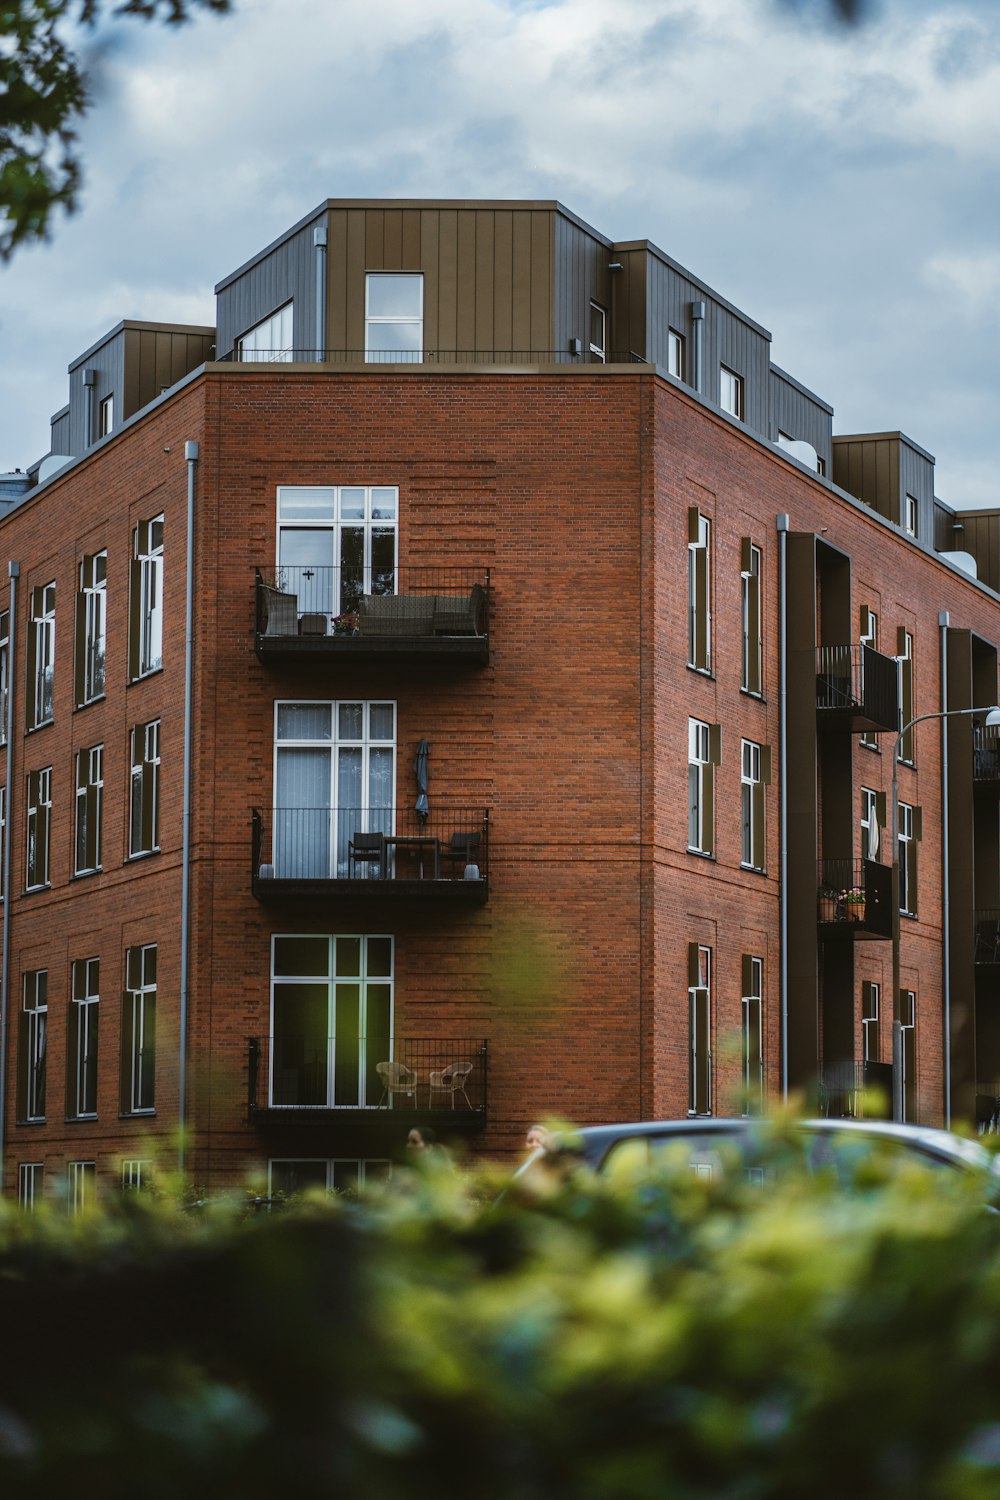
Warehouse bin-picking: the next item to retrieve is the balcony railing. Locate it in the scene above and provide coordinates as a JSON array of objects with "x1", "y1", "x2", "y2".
[
  {"x1": 819, "y1": 1060, "x2": 893, "y2": 1119},
  {"x1": 252, "y1": 805, "x2": 489, "y2": 901},
  {"x1": 817, "y1": 858, "x2": 893, "y2": 939},
  {"x1": 247, "y1": 1035, "x2": 488, "y2": 1120},
  {"x1": 974, "y1": 726, "x2": 1000, "y2": 792},
  {"x1": 975, "y1": 912, "x2": 1000, "y2": 966},
  {"x1": 815, "y1": 644, "x2": 899, "y2": 734},
  {"x1": 254, "y1": 566, "x2": 490, "y2": 664},
  {"x1": 221, "y1": 346, "x2": 648, "y2": 366}
]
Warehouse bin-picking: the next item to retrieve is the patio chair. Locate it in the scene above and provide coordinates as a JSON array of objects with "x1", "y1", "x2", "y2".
[
  {"x1": 348, "y1": 831, "x2": 386, "y2": 879},
  {"x1": 376, "y1": 1060, "x2": 419, "y2": 1107},
  {"x1": 260, "y1": 585, "x2": 298, "y2": 637},
  {"x1": 444, "y1": 830, "x2": 481, "y2": 877},
  {"x1": 428, "y1": 1061, "x2": 473, "y2": 1109}
]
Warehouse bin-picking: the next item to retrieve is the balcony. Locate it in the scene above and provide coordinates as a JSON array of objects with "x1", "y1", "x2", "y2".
[
  {"x1": 819, "y1": 1060, "x2": 893, "y2": 1119},
  {"x1": 247, "y1": 1035, "x2": 488, "y2": 1136},
  {"x1": 222, "y1": 346, "x2": 646, "y2": 366},
  {"x1": 815, "y1": 644, "x2": 899, "y2": 734},
  {"x1": 251, "y1": 806, "x2": 489, "y2": 903},
  {"x1": 254, "y1": 566, "x2": 490, "y2": 665},
  {"x1": 975, "y1": 912, "x2": 1000, "y2": 969},
  {"x1": 817, "y1": 859, "x2": 893, "y2": 940},
  {"x1": 974, "y1": 727, "x2": 1000, "y2": 801}
]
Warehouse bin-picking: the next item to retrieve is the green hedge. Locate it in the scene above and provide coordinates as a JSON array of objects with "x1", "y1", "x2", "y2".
[{"x1": 2, "y1": 1145, "x2": 1000, "y2": 1498}]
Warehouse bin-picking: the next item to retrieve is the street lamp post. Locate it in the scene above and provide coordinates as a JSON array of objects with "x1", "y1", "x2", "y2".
[{"x1": 890, "y1": 704, "x2": 1000, "y2": 1123}]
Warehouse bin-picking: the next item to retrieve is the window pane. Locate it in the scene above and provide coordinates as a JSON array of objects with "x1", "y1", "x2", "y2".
[
  {"x1": 367, "y1": 275, "x2": 422, "y2": 318},
  {"x1": 369, "y1": 321, "x2": 422, "y2": 355},
  {"x1": 274, "y1": 938, "x2": 330, "y2": 977},
  {"x1": 335, "y1": 936, "x2": 362, "y2": 978},
  {"x1": 339, "y1": 489, "x2": 365, "y2": 521},
  {"x1": 368, "y1": 703, "x2": 394, "y2": 742},
  {"x1": 366, "y1": 936, "x2": 392, "y2": 978},
  {"x1": 334, "y1": 984, "x2": 361, "y2": 1104},
  {"x1": 338, "y1": 703, "x2": 364, "y2": 740},
  {"x1": 278, "y1": 489, "x2": 336, "y2": 522},
  {"x1": 277, "y1": 704, "x2": 332, "y2": 741},
  {"x1": 371, "y1": 488, "x2": 397, "y2": 521}
]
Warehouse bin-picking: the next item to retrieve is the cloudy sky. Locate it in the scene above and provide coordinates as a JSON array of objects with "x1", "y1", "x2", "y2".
[{"x1": 1, "y1": 0, "x2": 998, "y2": 508}]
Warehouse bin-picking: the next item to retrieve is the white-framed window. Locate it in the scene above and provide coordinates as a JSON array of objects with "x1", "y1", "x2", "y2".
[
  {"x1": 741, "y1": 955, "x2": 763, "y2": 1117},
  {"x1": 904, "y1": 493, "x2": 918, "y2": 537},
  {"x1": 365, "y1": 274, "x2": 422, "y2": 363},
  {"x1": 98, "y1": 393, "x2": 114, "y2": 437},
  {"x1": 26, "y1": 766, "x2": 51, "y2": 890},
  {"x1": 689, "y1": 943, "x2": 712, "y2": 1116},
  {"x1": 75, "y1": 550, "x2": 106, "y2": 706},
  {"x1": 589, "y1": 301, "x2": 606, "y2": 362},
  {"x1": 862, "y1": 980, "x2": 880, "y2": 1063},
  {"x1": 270, "y1": 934, "x2": 393, "y2": 1109},
  {"x1": 720, "y1": 364, "x2": 744, "y2": 420},
  {"x1": 900, "y1": 988, "x2": 916, "y2": 1122},
  {"x1": 75, "y1": 744, "x2": 103, "y2": 875},
  {"x1": 861, "y1": 787, "x2": 884, "y2": 863},
  {"x1": 237, "y1": 302, "x2": 293, "y2": 362},
  {"x1": 69, "y1": 957, "x2": 99, "y2": 1119},
  {"x1": 667, "y1": 328, "x2": 685, "y2": 380},
  {"x1": 17, "y1": 1163, "x2": 43, "y2": 1212},
  {"x1": 129, "y1": 719, "x2": 160, "y2": 857},
  {"x1": 741, "y1": 540, "x2": 762, "y2": 695},
  {"x1": 897, "y1": 628, "x2": 914, "y2": 764},
  {"x1": 688, "y1": 719, "x2": 719, "y2": 857},
  {"x1": 0, "y1": 608, "x2": 8, "y2": 743},
  {"x1": 688, "y1": 508, "x2": 712, "y2": 671},
  {"x1": 741, "y1": 739, "x2": 769, "y2": 872},
  {"x1": 276, "y1": 485, "x2": 398, "y2": 623},
  {"x1": 67, "y1": 1161, "x2": 96, "y2": 1215},
  {"x1": 20, "y1": 969, "x2": 47, "y2": 1121},
  {"x1": 268, "y1": 1158, "x2": 392, "y2": 1197},
  {"x1": 129, "y1": 515, "x2": 163, "y2": 678},
  {"x1": 26, "y1": 582, "x2": 55, "y2": 729},
  {"x1": 122, "y1": 943, "x2": 156, "y2": 1114},
  {"x1": 860, "y1": 605, "x2": 879, "y2": 750},
  {"x1": 122, "y1": 1159, "x2": 152, "y2": 1192},
  {"x1": 273, "y1": 700, "x2": 395, "y2": 879},
  {"x1": 899, "y1": 801, "x2": 920, "y2": 916}
]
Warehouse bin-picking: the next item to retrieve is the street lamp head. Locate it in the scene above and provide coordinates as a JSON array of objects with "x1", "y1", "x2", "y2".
[{"x1": 986, "y1": 707, "x2": 1000, "y2": 728}]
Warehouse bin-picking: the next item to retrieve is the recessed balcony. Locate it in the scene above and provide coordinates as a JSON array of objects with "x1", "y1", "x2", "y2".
[
  {"x1": 819, "y1": 1060, "x2": 893, "y2": 1119},
  {"x1": 817, "y1": 859, "x2": 893, "y2": 940},
  {"x1": 254, "y1": 566, "x2": 490, "y2": 665},
  {"x1": 974, "y1": 727, "x2": 1000, "y2": 801},
  {"x1": 975, "y1": 912, "x2": 1000, "y2": 969},
  {"x1": 247, "y1": 1035, "x2": 488, "y2": 1135},
  {"x1": 251, "y1": 806, "x2": 489, "y2": 903},
  {"x1": 815, "y1": 644, "x2": 899, "y2": 734}
]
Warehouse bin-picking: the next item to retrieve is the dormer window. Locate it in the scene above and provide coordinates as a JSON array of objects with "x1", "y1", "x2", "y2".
[
  {"x1": 589, "y1": 301, "x2": 606, "y2": 362},
  {"x1": 365, "y1": 275, "x2": 422, "y2": 362},
  {"x1": 237, "y1": 303, "x2": 293, "y2": 362}
]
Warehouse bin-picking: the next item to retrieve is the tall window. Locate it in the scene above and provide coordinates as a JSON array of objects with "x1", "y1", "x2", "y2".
[
  {"x1": 860, "y1": 606, "x2": 879, "y2": 749},
  {"x1": 26, "y1": 766, "x2": 51, "y2": 889},
  {"x1": 270, "y1": 934, "x2": 393, "y2": 1108},
  {"x1": 98, "y1": 393, "x2": 114, "y2": 436},
  {"x1": 688, "y1": 507, "x2": 712, "y2": 671},
  {"x1": 129, "y1": 720, "x2": 160, "y2": 857},
  {"x1": 689, "y1": 944, "x2": 712, "y2": 1116},
  {"x1": 75, "y1": 550, "x2": 107, "y2": 705},
  {"x1": 17, "y1": 1163, "x2": 43, "y2": 1211},
  {"x1": 740, "y1": 740, "x2": 769, "y2": 871},
  {"x1": 741, "y1": 540, "x2": 762, "y2": 694},
  {"x1": 589, "y1": 301, "x2": 607, "y2": 362},
  {"x1": 741, "y1": 955, "x2": 763, "y2": 1116},
  {"x1": 365, "y1": 274, "x2": 422, "y2": 362},
  {"x1": 129, "y1": 515, "x2": 163, "y2": 678},
  {"x1": 904, "y1": 493, "x2": 918, "y2": 537},
  {"x1": 122, "y1": 943, "x2": 156, "y2": 1114},
  {"x1": 68, "y1": 957, "x2": 99, "y2": 1119},
  {"x1": 897, "y1": 628, "x2": 914, "y2": 763},
  {"x1": 122, "y1": 1160, "x2": 151, "y2": 1192},
  {"x1": 667, "y1": 329, "x2": 685, "y2": 380},
  {"x1": 720, "y1": 365, "x2": 744, "y2": 420},
  {"x1": 276, "y1": 485, "x2": 398, "y2": 622},
  {"x1": 26, "y1": 582, "x2": 55, "y2": 729},
  {"x1": 67, "y1": 1161, "x2": 96, "y2": 1214},
  {"x1": 688, "y1": 719, "x2": 719, "y2": 857},
  {"x1": 75, "y1": 745, "x2": 103, "y2": 874},
  {"x1": 860, "y1": 787, "x2": 884, "y2": 862},
  {"x1": 0, "y1": 607, "x2": 8, "y2": 743},
  {"x1": 274, "y1": 701, "x2": 395, "y2": 878},
  {"x1": 862, "y1": 980, "x2": 880, "y2": 1062},
  {"x1": 900, "y1": 989, "x2": 916, "y2": 1122},
  {"x1": 20, "y1": 969, "x2": 47, "y2": 1121},
  {"x1": 237, "y1": 302, "x2": 293, "y2": 362},
  {"x1": 899, "y1": 801, "x2": 920, "y2": 916}
]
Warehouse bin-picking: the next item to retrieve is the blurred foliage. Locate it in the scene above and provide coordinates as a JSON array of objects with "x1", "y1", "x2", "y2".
[
  {"x1": 0, "y1": 0, "x2": 232, "y2": 261},
  {"x1": 2, "y1": 1137, "x2": 1000, "y2": 1497}
]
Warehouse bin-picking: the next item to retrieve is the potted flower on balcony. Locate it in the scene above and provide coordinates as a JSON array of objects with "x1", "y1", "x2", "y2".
[{"x1": 332, "y1": 610, "x2": 359, "y2": 636}]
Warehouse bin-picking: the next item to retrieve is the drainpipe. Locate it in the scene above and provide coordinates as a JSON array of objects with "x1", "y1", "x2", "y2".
[
  {"x1": 0, "y1": 561, "x2": 20, "y2": 1195},
  {"x1": 82, "y1": 368, "x2": 95, "y2": 447},
  {"x1": 179, "y1": 442, "x2": 198, "y2": 1177},
  {"x1": 690, "y1": 302, "x2": 705, "y2": 395},
  {"x1": 940, "y1": 611, "x2": 951, "y2": 1127},
  {"x1": 777, "y1": 515, "x2": 789, "y2": 1098},
  {"x1": 313, "y1": 225, "x2": 328, "y2": 360}
]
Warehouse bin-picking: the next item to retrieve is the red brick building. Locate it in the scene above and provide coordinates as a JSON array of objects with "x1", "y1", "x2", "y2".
[{"x1": 2, "y1": 200, "x2": 999, "y2": 1205}]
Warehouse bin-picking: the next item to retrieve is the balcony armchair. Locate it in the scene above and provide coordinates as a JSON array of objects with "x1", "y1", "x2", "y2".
[
  {"x1": 376, "y1": 1060, "x2": 419, "y2": 1107},
  {"x1": 348, "y1": 831, "x2": 386, "y2": 879},
  {"x1": 444, "y1": 830, "x2": 482, "y2": 878},
  {"x1": 428, "y1": 1061, "x2": 473, "y2": 1109},
  {"x1": 260, "y1": 584, "x2": 298, "y2": 637}
]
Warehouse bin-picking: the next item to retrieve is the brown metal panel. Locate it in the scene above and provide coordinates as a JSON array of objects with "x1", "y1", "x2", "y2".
[
  {"x1": 123, "y1": 328, "x2": 142, "y2": 419},
  {"x1": 420, "y1": 210, "x2": 439, "y2": 354},
  {"x1": 345, "y1": 209, "x2": 367, "y2": 354},
  {"x1": 437, "y1": 209, "x2": 458, "y2": 350},
  {"x1": 529, "y1": 210, "x2": 552, "y2": 353},
  {"x1": 382, "y1": 208, "x2": 402, "y2": 268},
  {"x1": 475, "y1": 213, "x2": 495, "y2": 353},
  {"x1": 154, "y1": 332, "x2": 174, "y2": 397},
  {"x1": 455, "y1": 209, "x2": 477, "y2": 353},
  {"x1": 327, "y1": 208, "x2": 348, "y2": 350},
  {"x1": 401, "y1": 210, "x2": 422, "y2": 270},
  {"x1": 511, "y1": 212, "x2": 532, "y2": 350},
  {"x1": 493, "y1": 211, "x2": 514, "y2": 353},
  {"x1": 365, "y1": 209, "x2": 385, "y2": 271}
]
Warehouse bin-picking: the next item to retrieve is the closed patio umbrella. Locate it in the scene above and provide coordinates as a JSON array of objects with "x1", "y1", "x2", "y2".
[{"x1": 414, "y1": 739, "x2": 430, "y2": 823}]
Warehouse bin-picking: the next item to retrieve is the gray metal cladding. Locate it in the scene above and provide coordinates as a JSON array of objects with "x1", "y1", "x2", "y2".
[
  {"x1": 215, "y1": 214, "x2": 320, "y2": 358},
  {"x1": 768, "y1": 368, "x2": 833, "y2": 470},
  {"x1": 554, "y1": 212, "x2": 613, "y2": 359},
  {"x1": 832, "y1": 432, "x2": 935, "y2": 531}
]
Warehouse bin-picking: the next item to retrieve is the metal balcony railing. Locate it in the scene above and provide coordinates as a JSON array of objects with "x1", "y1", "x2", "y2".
[
  {"x1": 817, "y1": 859, "x2": 893, "y2": 938},
  {"x1": 975, "y1": 912, "x2": 1000, "y2": 966},
  {"x1": 815, "y1": 644, "x2": 900, "y2": 733},
  {"x1": 255, "y1": 565, "x2": 490, "y2": 644},
  {"x1": 247, "y1": 1035, "x2": 488, "y2": 1117},
  {"x1": 819, "y1": 1060, "x2": 893, "y2": 1119},
  {"x1": 221, "y1": 347, "x2": 648, "y2": 366},
  {"x1": 974, "y1": 726, "x2": 1000, "y2": 783},
  {"x1": 252, "y1": 806, "x2": 489, "y2": 892}
]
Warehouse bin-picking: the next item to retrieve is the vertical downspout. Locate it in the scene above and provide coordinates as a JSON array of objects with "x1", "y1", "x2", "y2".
[
  {"x1": 313, "y1": 225, "x2": 328, "y2": 361},
  {"x1": 691, "y1": 302, "x2": 705, "y2": 395},
  {"x1": 83, "y1": 368, "x2": 95, "y2": 447},
  {"x1": 179, "y1": 442, "x2": 198, "y2": 1177},
  {"x1": 777, "y1": 515, "x2": 789, "y2": 1098},
  {"x1": 940, "y1": 611, "x2": 951, "y2": 1127},
  {"x1": 0, "y1": 562, "x2": 20, "y2": 1194}
]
